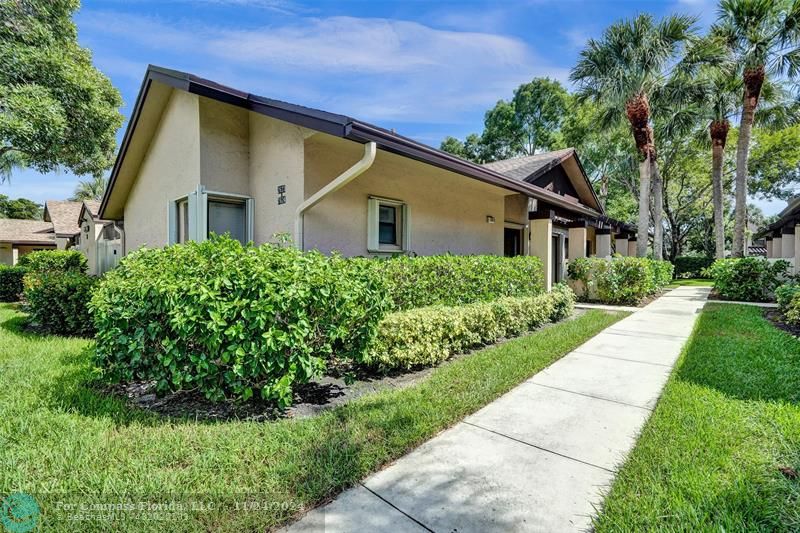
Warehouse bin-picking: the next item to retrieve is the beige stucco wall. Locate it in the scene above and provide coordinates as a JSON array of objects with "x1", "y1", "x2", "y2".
[
  {"x1": 200, "y1": 97, "x2": 250, "y2": 195},
  {"x1": 303, "y1": 134, "x2": 507, "y2": 257},
  {"x1": 74, "y1": 210, "x2": 105, "y2": 275},
  {"x1": 124, "y1": 89, "x2": 202, "y2": 251},
  {"x1": 0, "y1": 244, "x2": 13, "y2": 265},
  {"x1": 249, "y1": 113, "x2": 310, "y2": 244}
]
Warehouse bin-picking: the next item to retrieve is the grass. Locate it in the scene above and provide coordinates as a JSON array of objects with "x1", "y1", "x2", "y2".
[
  {"x1": 666, "y1": 277, "x2": 713, "y2": 288},
  {"x1": 596, "y1": 303, "x2": 800, "y2": 532},
  {"x1": 0, "y1": 303, "x2": 626, "y2": 532}
]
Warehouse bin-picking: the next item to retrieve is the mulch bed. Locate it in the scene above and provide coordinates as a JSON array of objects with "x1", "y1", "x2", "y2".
[
  {"x1": 764, "y1": 308, "x2": 800, "y2": 338},
  {"x1": 706, "y1": 289, "x2": 774, "y2": 304},
  {"x1": 103, "y1": 310, "x2": 589, "y2": 422}
]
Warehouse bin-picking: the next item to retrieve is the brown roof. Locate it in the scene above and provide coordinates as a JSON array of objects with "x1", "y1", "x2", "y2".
[
  {"x1": 0, "y1": 219, "x2": 55, "y2": 245},
  {"x1": 482, "y1": 149, "x2": 576, "y2": 181},
  {"x1": 83, "y1": 200, "x2": 102, "y2": 219},
  {"x1": 101, "y1": 65, "x2": 604, "y2": 220},
  {"x1": 43, "y1": 200, "x2": 82, "y2": 236}
]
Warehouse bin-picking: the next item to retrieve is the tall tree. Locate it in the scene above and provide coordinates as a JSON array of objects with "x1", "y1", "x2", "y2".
[
  {"x1": 715, "y1": 0, "x2": 800, "y2": 256},
  {"x1": 571, "y1": 13, "x2": 697, "y2": 258},
  {"x1": 70, "y1": 175, "x2": 108, "y2": 202},
  {"x1": 0, "y1": 0, "x2": 123, "y2": 178},
  {"x1": 0, "y1": 194, "x2": 42, "y2": 219}
]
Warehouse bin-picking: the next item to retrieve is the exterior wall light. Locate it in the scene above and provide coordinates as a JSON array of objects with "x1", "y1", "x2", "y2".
[{"x1": 486, "y1": 215, "x2": 495, "y2": 224}]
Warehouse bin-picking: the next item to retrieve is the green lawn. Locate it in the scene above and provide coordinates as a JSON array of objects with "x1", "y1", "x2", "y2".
[
  {"x1": 596, "y1": 304, "x2": 800, "y2": 532},
  {"x1": 0, "y1": 303, "x2": 625, "y2": 532},
  {"x1": 666, "y1": 277, "x2": 713, "y2": 288}
]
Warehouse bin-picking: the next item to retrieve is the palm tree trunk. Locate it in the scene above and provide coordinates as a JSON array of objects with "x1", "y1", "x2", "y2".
[
  {"x1": 651, "y1": 159, "x2": 663, "y2": 260},
  {"x1": 711, "y1": 142, "x2": 725, "y2": 259},
  {"x1": 733, "y1": 67, "x2": 764, "y2": 257},
  {"x1": 637, "y1": 155, "x2": 651, "y2": 257}
]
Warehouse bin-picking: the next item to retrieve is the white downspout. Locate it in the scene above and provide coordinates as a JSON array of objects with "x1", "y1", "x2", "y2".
[{"x1": 294, "y1": 141, "x2": 377, "y2": 250}]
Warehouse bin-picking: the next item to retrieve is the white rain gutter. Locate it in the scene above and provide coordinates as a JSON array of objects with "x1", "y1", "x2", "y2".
[{"x1": 294, "y1": 141, "x2": 377, "y2": 250}]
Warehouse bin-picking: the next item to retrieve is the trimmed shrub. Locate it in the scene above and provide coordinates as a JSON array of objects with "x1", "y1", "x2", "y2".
[
  {"x1": 90, "y1": 236, "x2": 389, "y2": 406},
  {"x1": 366, "y1": 283, "x2": 575, "y2": 370},
  {"x1": 672, "y1": 255, "x2": 714, "y2": 278},
  {"x1": 23, "y1": 272, "x2": 97, "y2": 336},
  {"x1": 784, "y1": 292, "x2": 800, "y2": 326},
  {"x1": 354, "y1": 254, "x2": 545, "y2": 311},
  {"x1": 567, "y1": 257, "x2": 674, "y2": 305},
  {"x1": 705, "y1": 258, "x2": 790, "y2": 302},
  {"x1": 0, "y1": 266, "x2": 27, "y2": 302},
  {"x1": 776, "y1": 283, "x2": 800, "y2": 314},
  {"x1": 17, "y1": 249, "x2": 87, "y2": 274}
]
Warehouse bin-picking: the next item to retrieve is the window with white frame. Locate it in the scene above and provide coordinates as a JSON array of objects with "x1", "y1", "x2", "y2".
[
  {"x1": 170, "y1": 186, "x2": 253, "y2": 245},
  {"x1": 368, "y1": 196, "x2": 409, "y2": 252}
]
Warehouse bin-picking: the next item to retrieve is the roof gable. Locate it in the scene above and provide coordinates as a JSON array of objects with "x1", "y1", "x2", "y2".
[
  {"x1": 43, "y1": 200, "x2": 82, "y2": 236},
  {"x1": 0, "y1": 219, "x2": 55, "y2": 245},
  {"x1": 101, "y1": 65, "x2": 604, "y2": 220}
]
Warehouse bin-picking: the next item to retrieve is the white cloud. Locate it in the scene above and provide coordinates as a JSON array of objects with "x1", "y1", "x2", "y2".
[{"x1": 78, "y1": 11, "x2": 563, "y2": 123}]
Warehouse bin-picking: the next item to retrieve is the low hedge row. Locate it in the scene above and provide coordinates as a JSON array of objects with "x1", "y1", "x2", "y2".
[
  {"x1": 673, "y1": 255, "x2": 714, "y2": 278},
  {"x1": 567, "y1": 256, "x2": 674, "y2": 305},
  {"x1": 91, "y1": 237, "x2": 389, "y2": 406},
  {"x1": 23, "y1": 272, "x2": 97, "y2": 337},
  {"x1": 355, "y1": 254, "x2": 545, "y2": 311},
  {"x1": 17, "y1": 249, "x2": 87, "y2": 274},
  {"x1": 0, "y1": 266, "x2": 27, "y2": 302},
  {"x1": 366, "y1": 284, "x2": 575, "y2": 370},
  {"x1": 705, "y1": 258, "x2": 790, "y2": 302}
]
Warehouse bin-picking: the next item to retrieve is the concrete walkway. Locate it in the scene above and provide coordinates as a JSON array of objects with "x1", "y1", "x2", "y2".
[{"x1": 286, "y1": 286, "x2": 710, "y2": 533}]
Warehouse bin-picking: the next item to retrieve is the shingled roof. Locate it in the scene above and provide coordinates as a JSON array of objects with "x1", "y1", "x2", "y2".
[
  {"x1": 0, "y1": 219, "x2": 55, "y2": 245},
  {"x1": 482, "y1": 149, "x2": 576, "y2": 182},
  {"x1": 43, "y1": 200, "x2": 82, "y2": 237}
]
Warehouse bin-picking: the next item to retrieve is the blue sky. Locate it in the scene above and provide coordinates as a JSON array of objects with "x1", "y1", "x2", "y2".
[{"x1": 4, "y1": 0, "x2": 783, "y2": 214}]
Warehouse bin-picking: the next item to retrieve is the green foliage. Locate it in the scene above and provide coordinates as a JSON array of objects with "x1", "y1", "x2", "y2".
[
  {"x1": 749, "y1": 124, "x2": 800, "y2": 200},
  {"x1": 568, "y1": 257, "x2": 674, "y2": 305},
  {"x1": 90, "y1": 236, "x2": 390, "y2": 406},
  {"x1": 69, "y1": 175, "x2": 107, "y2": 202},
  {"x1": 366, "y1": 284, "x2": 575, "y2": 370},
  {"x1": 23, "y1": 271, "x2": 97, "y2": 336},
  {"x1": 0, "y1": 0, "x2": 123, "y2": 176},
  {"x1": 440, "y1": 78, "x2": 570, "y2": 163},
  {"x1": 673, "y1": 255, "x2": 714, "y2": 278},
  {"x1": 775, "y1": 283, "x2": 800, "y2": 314},
  {"x1": 784, "y1": 292, "x2": 800, "y2": 326},
  {"x1": 705, "y1": 257, "x2": 790, "y2": 302},
  {"x1": 0, "y1": 266, "x2": 26, "y2": 302},
  {"x1": 17, "y1": 249, "x2": 87, "y2": 274},
  {"x1": 357, "y1": 254, "x2": 544, "y2": 311},
  {"x1": 0, "y1": 194, "x2": 42, "y2": 219}
]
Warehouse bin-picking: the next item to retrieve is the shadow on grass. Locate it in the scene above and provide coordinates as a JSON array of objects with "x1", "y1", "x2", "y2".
[{"x1": 675, "y1": 304, "x2": 800, "y2": 405}]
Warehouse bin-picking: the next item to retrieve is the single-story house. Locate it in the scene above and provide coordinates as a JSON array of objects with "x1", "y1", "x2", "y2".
[
  {"x1": 43, "y1": 200, "x2": 83, "y2": 249},
  {"x1": 72, "y1": 200, "x2": 123, "y2": 275},
  {"x1": 756, "y1": 196, "x2": 800, "y2": 271},
  {"x1": 99, "y1": 65, "x2": 637, "y2": 289},
  {"x1": 0, "y1": 219, "x2": 57, "y2": 265}
]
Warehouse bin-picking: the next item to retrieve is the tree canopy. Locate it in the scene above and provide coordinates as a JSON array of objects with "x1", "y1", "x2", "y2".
[
  {"x1": 0, "y1": 0, "x2": 123, "y2": 178},
  {"x1": 0, "y1": 194, "x2": 42, "y2": 219}
]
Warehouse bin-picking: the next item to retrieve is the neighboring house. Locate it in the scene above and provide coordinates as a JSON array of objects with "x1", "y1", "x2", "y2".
[
  {"x1": 43, "y1": 200, "x2": 82, "y2": 250},
  {"x1": 0, "y1": 219, "x2": 57, "y2": 265},
  {"x1": 73, "y1": 200, "x2": 123, "y2": 275},
  {"x1": 99, "y1": 65, "x2": 636, "y2": 289},
  {"x1": 756, "y1": 196, "x2": 800, "y2": 270}
]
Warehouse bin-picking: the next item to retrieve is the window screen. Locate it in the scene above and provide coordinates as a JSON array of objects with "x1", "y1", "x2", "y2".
[
  {"x1": 378, "y1": 205, "x2": 398, "y2": 245},
  {"x1": 208, "y1": 199, "x2": 247, "y2": 243}
]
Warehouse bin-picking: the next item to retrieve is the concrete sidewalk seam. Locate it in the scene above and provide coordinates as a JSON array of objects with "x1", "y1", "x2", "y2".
[
  {"x1": 461, "y1": 421, "x2": 615, "y2": 474},
  {"x1": 527, "y1": 382, "x2": 654, "y2": 412},
  {"x1": 358, "y1": 483, "x2": 435, "y2": 532},
  {"x1": 570, "y1": 351, "x2": 673, "y2": 368}
]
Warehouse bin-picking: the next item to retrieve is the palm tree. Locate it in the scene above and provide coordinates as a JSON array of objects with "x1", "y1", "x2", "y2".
[
  {"x1": 571, "y1": 14, "x2": 697, "y2": 258},
  {"x1": 70, "y1": 175, "x2": 107, "y2": 202},
  {"x1": 715, "y1": 0, "x2": 800, "y2": 256}
]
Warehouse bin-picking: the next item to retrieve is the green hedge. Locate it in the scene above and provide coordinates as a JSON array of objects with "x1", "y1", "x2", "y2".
[
  {"x1": 90, "y1": 236, "x2": 389, "y2": 406},
  {"x1": 17, "y1": 249, "x2": 87, "y2": 274},
  {"x1": 23, "y1": 272, "x2": 97, "y2": 336},
  {"x1": 705, "y1": 258, "x2": 790, "y2": 302},
  {"x1": 776, "y1": 283, "x2": 800, "y2": 315},
  {"x1": 366, "y1": 283, "x2": 575, "y2": 370},
  {"x1": 0, "y1": 266, "x2": 27, "y2": 302},
  {"x1": 673, "y1": 255, "x2": 714, "y2": 278},
  {"x1": 567, "y1": 257, "x2": 674, "y2": 305},
  {"x1": 355, "y1": 254, "x2": 544, "y2": 311}
]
